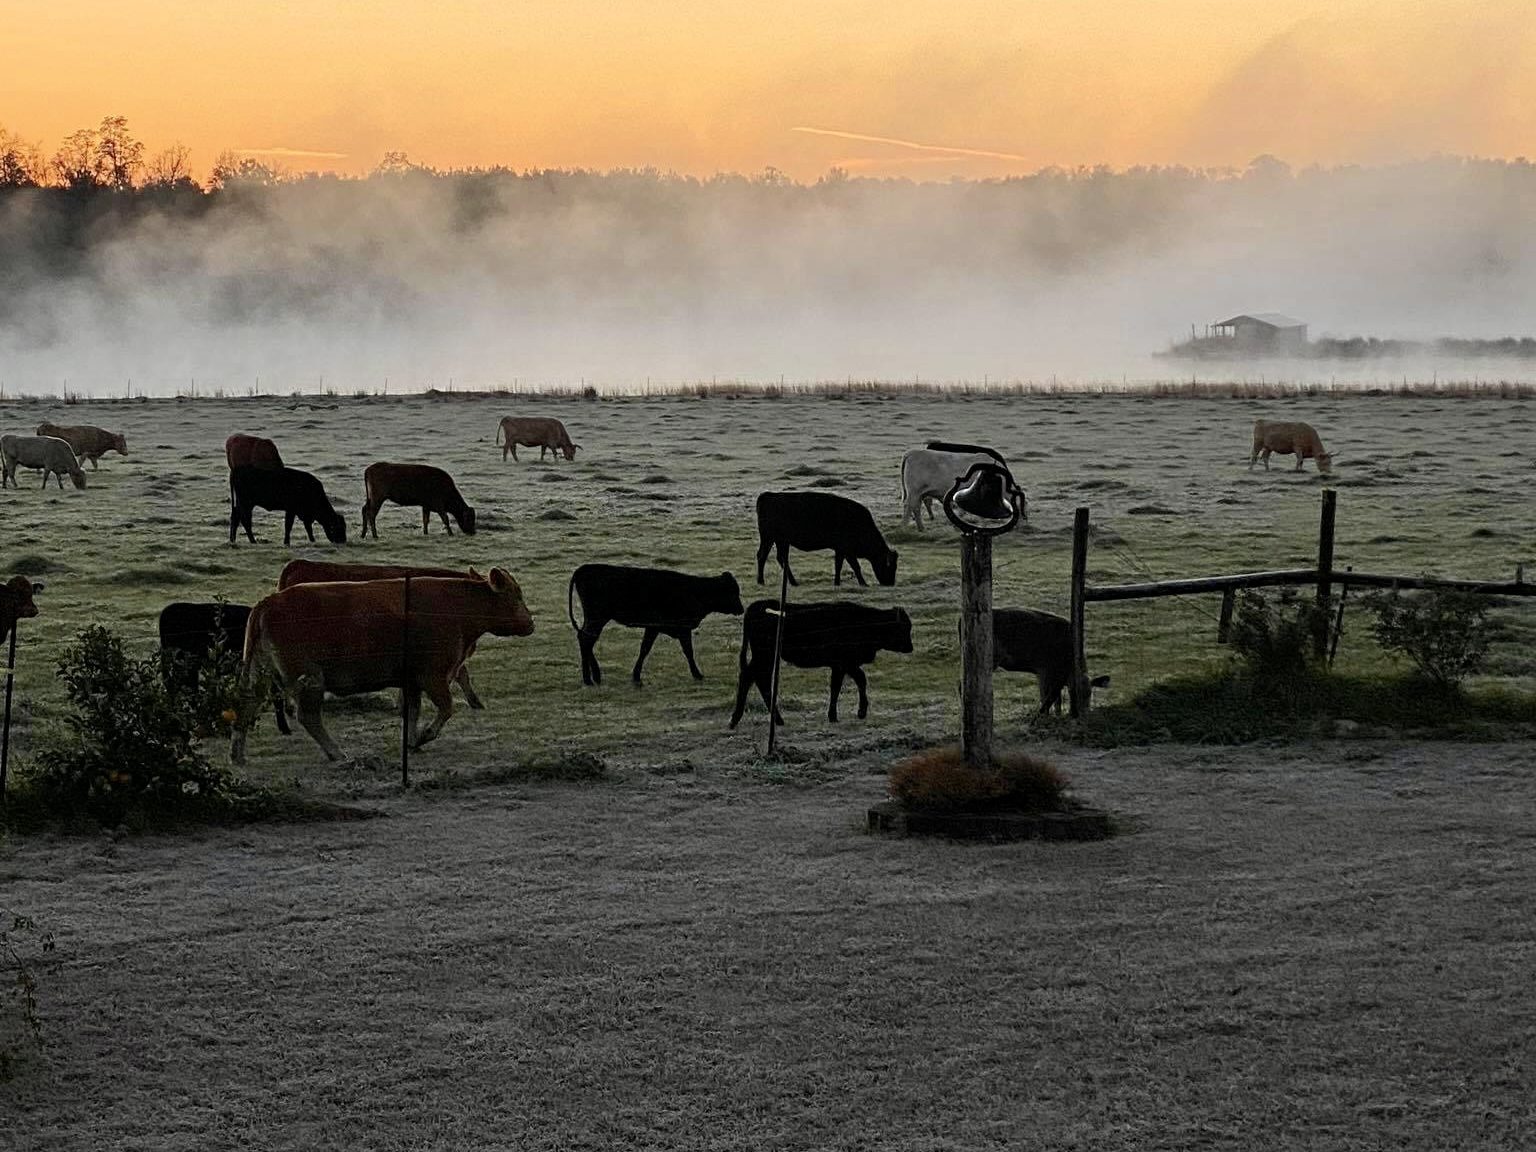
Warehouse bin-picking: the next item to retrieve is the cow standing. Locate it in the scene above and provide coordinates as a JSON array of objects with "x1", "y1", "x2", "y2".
[
  {"x1": 1, "y1": 435, "x2": 86, "y2": 490},
  {"x1": 229, "y1": 466, "x2": 347, "y2": 546},
  {"x1": 1, "y1": 575, "x2": 42, "y2": 648},
  {"x1": 277, "y1": 559, "x2": 486, "y2": 708},
  {"x1": 729, "y1": 599, "x2": 913, "y2": 726},
  {"x1": 230, "y1": 568, "x2": 534, "y2": 764},
  {"x1": 568, "y1": 564, "x2": 744, "y2": 686},
  {"x1": 755, "y1": 491, "x2": 898, "y2": 587},
  {"x1": 497, "y1": 416, "x2": 579, "y2": 461},
  {"x1": 36, "y1": 423, "x2": 127, "y2": 470},
  {"x1": 360, "y1": 463, "x2": 476, "y2": 538},
  {"x1": 1250, "y1": 419, "x2": 1333, "y2": 474},
  {"x1": 990, "y1": 608, "x2": 1111, "y2": 716},
  {"x1": 225, "y1": 434, "x2": 284, "y2": 471}
]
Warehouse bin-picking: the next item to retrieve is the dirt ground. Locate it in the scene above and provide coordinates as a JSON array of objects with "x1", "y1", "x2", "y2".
[{"x1": 4, "y1": 739, "x2": 1533, "y2": 1151}]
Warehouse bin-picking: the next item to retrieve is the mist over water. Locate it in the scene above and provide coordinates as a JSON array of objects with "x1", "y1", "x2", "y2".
[{"x1": 4, "y1": 158, "x2": 1536, "y2": 396}]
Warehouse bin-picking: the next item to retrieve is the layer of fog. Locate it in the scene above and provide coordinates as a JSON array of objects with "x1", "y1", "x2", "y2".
[{"x1": 4, "y1": 159, "x2": 1536, "y2": 396}]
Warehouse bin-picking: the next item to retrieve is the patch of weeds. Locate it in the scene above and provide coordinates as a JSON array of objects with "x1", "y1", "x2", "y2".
[
  {"x1": 539, "y1": 509, "x2": 577, "y2": 521},
  {"x1": 6, "y1": 555, "x2": 69, "y2": 575},
  {"x1": 640, "y1": 473, "x2": 673, "y2": 485},
  {"x1": 421, "y1": 751, "x2": 609, "y2": 791},
  {"x1": 646, "y1": 759, "x2": 697, "y2": 776},
  {"x1": 889, "y1": 746, "x2": 1069, "y2": 813},
  {"x1": 810, "y1": 476, "x2": 846, "y2": 488},
  {"x1": 99, "y1": 565, "x2": 196, "y2": 586}
]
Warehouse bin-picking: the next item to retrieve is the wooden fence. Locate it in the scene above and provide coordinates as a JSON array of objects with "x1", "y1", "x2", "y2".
[{"x1": 1065, "y1": 490, "x2": 1534, "y2": 714}]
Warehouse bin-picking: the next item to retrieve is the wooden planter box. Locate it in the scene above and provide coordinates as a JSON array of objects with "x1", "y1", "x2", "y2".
[{"x1": 866, "y1": 799, "x2": 1113, "y2": 842}]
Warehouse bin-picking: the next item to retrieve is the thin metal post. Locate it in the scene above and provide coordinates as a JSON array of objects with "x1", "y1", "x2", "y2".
[
  {"x1": 766, "y1": 564, "x2": 790, "y2": 755},
  {"x1": 959, "y1": 533, "x2": 994, "y2": 768},
  {"x1": 1217, "y1": 588, "x2": 1237, "y2": 643},
  {"x1": 401, "y1": 575, "x2": 411, "y2": 787},
  {"x1": 1316, "y1": 489, "x2": 1338, "y2": 659},
  {"x1": 1, "y1": 624, "x2": 16, "y2": 814},
  {"x1": 1329, "y1": 565, "x2": 1352, "y2": 667},
  {"x1": 1068, "y1": 507, "x2": 1090, "y2": 716}
]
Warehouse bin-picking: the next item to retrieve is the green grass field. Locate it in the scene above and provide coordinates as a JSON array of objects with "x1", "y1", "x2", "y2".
[{"x1": 2, "y1": 389, "x2": 1534, "y2": 793}]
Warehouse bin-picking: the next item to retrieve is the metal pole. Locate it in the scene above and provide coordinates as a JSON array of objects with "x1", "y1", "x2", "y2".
[
  {"x1": 959, "y1": 533, "x2": 994, "y2": 769},
  {"x1": 1068, "y1": 507, "x2": 1091, "y2": 716},
  {"x1": 401, "y1": 575, "x2": 411, "y2": 787},
  {"x1": 1, "y1": 624, "x2": 16, "y2": 814},
  {"x1": 766, "y1": 563, "x2": 790, "y2": 755},
  {"x1": 1329, "y1": 565, "x2": 1352, "y2": 668}
]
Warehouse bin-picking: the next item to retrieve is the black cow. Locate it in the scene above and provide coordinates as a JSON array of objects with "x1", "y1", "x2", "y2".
[
  {"x1": 568, "y1": 564, "x2": 744, "y2": 686},
  {"x1": 729, "y1": 599, "x2": 913, "y2": 726},
  {"x1": 157, "y1": 601, "x2": 291, "y2": 734},
  {"x1": 229, "y1": 466, "x2": 347, "y2": 546},
  {"x1": 754, "y1": 491, "x2": 898, "y2": 587},
  {"x1": 991, "y1": 608, "x2": 1110, "y2": 716}
]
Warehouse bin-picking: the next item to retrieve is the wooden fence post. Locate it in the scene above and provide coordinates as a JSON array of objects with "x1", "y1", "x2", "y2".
[
  {"x1": 959, "y1": 533, "x2": 994, "y2": 768},
  {"x1": 1069, "y1": 507, "x2": 1090, "y2": 716},
  {"x1": 401, "y1": 574, "x2": 411, "y2": 788},
  {"x1": 1217, "y1": 588, "x2": 1236, "y2": 643},
  {"x1": 1, "y1": 623, "x2": 17, "y2": 815},
  {"x1": 1316, "y1": 489, "x2": 1337, "y2": 659}
]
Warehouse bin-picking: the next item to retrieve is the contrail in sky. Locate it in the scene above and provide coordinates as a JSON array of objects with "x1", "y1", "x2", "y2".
[
  {"x1": 236, "y1": 147, "x2": 350, "y2": 159},
  {"x1": 791, "y1": 126, "x2": 1031, "y2": 163}
]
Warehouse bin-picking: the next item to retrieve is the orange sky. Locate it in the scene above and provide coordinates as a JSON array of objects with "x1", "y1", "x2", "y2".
[{"x1": 3, "y1": 0, "x2": 1534, "y2": 179}]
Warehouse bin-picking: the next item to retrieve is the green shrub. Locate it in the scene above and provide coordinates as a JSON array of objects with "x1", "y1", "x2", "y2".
[
  {"x1": 1229, "y1": 590, "x2": 1329, "y2": 682},
  {"x1": 1365, "y1": 588, "x2": 1492, "y2": 689},
  {"x1": 27, "y1": 624, "x2": 256, "y2": 824}
]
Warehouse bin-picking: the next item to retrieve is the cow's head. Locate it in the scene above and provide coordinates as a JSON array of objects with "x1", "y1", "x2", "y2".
[
  {"x1": 113, "y1": 433, "x2": 128, "y2": 456},
  {"x1": 873, "y1": 549, "x2": 899, "y2": 587},
  {"x1": 561, "y1": 442, "x2": 579, "y2": 461},
  {"x1": 1316, "y1": 452, "x2": 1334, "y2": 474},
  {"x1": 3, "y1": 575, "x2": 41, "y2": 621},
  {"x1": 458, "y1": 505, "x2": 477, "y2": 535},
  {"x1": 887, "y1": 608, "x2": 915, "y2": 654},
  {"x1": 1086, "y1": 672, "x2": 1112, "y2": 708},
  {"x1": 321, "y1": 507, "x2": 348, "y2": 544},
  {"x1": 715, "y1": 572, "x2": 745, "y2": 616},
  {"x1": 486, "y1": 567, "x2": 535, "y2": 636},
  {"x1": 69, "y1": 469, "x2": 87, "y2": 490}
]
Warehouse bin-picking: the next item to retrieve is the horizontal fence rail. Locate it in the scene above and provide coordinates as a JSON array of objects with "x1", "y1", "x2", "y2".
[{"x1": 1086, "y1": 569, "x2": 1535, "y2": 602}]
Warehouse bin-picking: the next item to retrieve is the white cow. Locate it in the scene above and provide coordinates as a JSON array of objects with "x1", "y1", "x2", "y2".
[
  {"x1": 899, "y1": 445, "x2": 1024, "y2": 529},
  {"x1": 1, "y1": 434, "x2": 87, "y2": 490}
]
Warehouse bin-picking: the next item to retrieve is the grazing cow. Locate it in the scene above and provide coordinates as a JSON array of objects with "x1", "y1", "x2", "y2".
[
  {"x1": 900, "y1": 442, "x2": 1028, "y2": 530},
  {"x1": 755, "y1": 491, "x2": 898, "y2": 587},
  {"x1": 1, "y1": 434, "x2": 86, "y2": 490},
  {"x1": 225, "y1": 434, "x2": 285, "y2": 471},
  {"x1": 36, "y1": 422, "x2": 127, "y2": 469},
  {"x1": 568, "y1": 564, "x2": 744, "y2": 686},
  {"x1": 230, "y1": 568, "x2": 534, "y2": 764},
  {"x1": 729, "y1": 599, "x2": 913, "y2": 726},
  {"x1": 276, "y1": 559, "x2": 486, "y2": 708},
  {"x1": 1250, "y1": 419, "x2": 1333, "y2": 474},
  {"x1": 991, "y1": 608, "x2": 1111, "y2": 716},
  {"x1": 497, "y1": 416, "x2": 578, "y2": 461},
  {"x1": 157, "y1": 601, "x2": 292, "y2": 735},
  {"x1": 1, "y1": 575, "x2": 42, "y2": 648},
  {"x1": 361, "y1": 462, "x2": 476, "y2": 538},
  {"x1": 229, "y1": 465, "x2": 347, "y2": 546}
]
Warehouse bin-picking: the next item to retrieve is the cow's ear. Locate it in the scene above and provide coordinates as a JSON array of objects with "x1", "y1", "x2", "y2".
[
  {"x1": 31, "y1": 581, "x2": 45, "y2": 595},
  {"x1": 1091, "y1": 674, "x2": 1112, "y2": 688},
  {"x1": 468, "y1": 566, "x2": 483, "y2": 581},
  {"x1": 488, "y1": 567, "x2": 510, "y2": 589}
]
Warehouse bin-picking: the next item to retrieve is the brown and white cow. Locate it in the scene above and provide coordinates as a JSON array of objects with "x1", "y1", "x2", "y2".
[
  {"x1": 276, "y1": 559, "x2": 487, "y2": 708},
  {"x1": 225, "y1": 433, "x2": 284, "y2": 471},
  {"x1": 1, "y1": 575, "x2": 42, "y2": 649},
  {"x1": 496, "y1": 416, "x2": 578, "y2": 462},
  {"x1": 1250, "y1": 419, "x2": 1333, "y2": 474},
  {"x1": 36, "y1": 422, "x2": 127, "y2": 469},
  {"x1": 230, "y1": 568, "x2": 533, "y2": 763}
]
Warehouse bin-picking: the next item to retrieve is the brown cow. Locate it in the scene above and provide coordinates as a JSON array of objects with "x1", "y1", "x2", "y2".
[
  {"x1": 277, "y1": 559, "x2": 486, "y2": 708},
  {"x1": 361, "y1": 462, "x2": 475, "y2": 537},
  {"x1": 225, "y1": 433, "x2": 284, "y2": 471},
  {"x1": 1, "y1": 575, "x2": 42, "y2": 649},
  {"x1": 36, "y1": 422, "x2": 127, "y2": 469},
  {"x1": 1250, "y1": 419, "x2": 1333, "y2": 474},
  {"x1": 230, "y1": 568, "x2": 533, "y2": 763},
  {"x1": 496, "y1": 416, "x2": 578, "y2": 462}
]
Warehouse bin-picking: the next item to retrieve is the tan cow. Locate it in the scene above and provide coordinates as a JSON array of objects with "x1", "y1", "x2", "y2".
[
  {"x1": 276, "y1": 559, "x2": 486, "y2": 708},
  {"x1": 36, "y1": 422, "x2": 127, "y2": 469},
  {"x1": 496, "y1": 416, "x2": 578, "y2": 461},
  {"x1": 1250, "y1": 419, "x2": 1333, "y2": 474},
  {"x1": 230, "y1": 568, "x2": 533, "y2": 764}
]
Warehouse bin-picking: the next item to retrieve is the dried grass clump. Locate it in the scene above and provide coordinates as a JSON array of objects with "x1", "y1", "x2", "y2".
[{"x1": 889, "y1": 747, "x2": 1069, "y2": 814}]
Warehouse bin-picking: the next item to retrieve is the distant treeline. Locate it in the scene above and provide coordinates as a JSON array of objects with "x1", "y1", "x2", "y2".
[{"x1": 1164, "y1": 336, "x2": 1536, "y2": 362}]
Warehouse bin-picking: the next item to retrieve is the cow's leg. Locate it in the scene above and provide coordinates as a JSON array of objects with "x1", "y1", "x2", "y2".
[
  {"x1": 283, "y1": 511, "x2": 296, "y2": 546},
  {"x1": 272, "y1": 682, "x2": 292, "y2": 735},
  {"x1": 1294, "y1": 456, "x2": 1305, "y2": 472},
  {"x1": 412, "y1": 678, "x2": 455, "y2": 749},
  {"x1": 302, "y1": 518, "x2": 316, "y2": 543},
  {"x1": 828, "y1": 667, "x2": 845, "y2": 721},
  {"x1": 243, "y1": 507, "x2": 258, "y2": 544},
  {"x1": 833, "y1": 554, "x2": 843, "y2": 586},
  {"x1": 229, "y1": 504, "x2": 239, "y2": 544},
  {"x1": 776, "y1": 543, "x2": 799, "y2": 587},
  {"x1": 511, "y1": 444, "x2": 518, "y2": 461},
  {"x1": 420, "y1": 507, "x2": 431, "y2": 535},
  {"x1": 454, "y1": 664, "x2": 484, "y2": 709},
  {"x1": 756, "y1": 536, "x2": 773, "y2": 584},
  {"x1": 850, "y1": 666, "x2": 870, "y2": 718},
  {"x1": 1261, "y1": 449, "x2": 1271, "y2": 470},
  {"x1": 923, "y1": 495, "x2": 937, "y2": 524},
  {"x1": 89, "y1": 455, "x2": 98, "y2": 470},
  {"x1": 848, "y1": 557, "x2": 868, "y2": 587},
  {"x1": 294, "y1": 677, "x2": 345, "y2": 761},
  {"x1": 402, "y1": 684, "x2": 422, "y2": 744},
  {"x1": 676, "y1": 630, "x2": 705, "y2": 680},
  {"x1": 578, "y1": 620, "x2": 605, "y2": 686},
  {"x1": 729, "y1": 655, "x2": 755, "y2": 728},
  {"x1": 438, "y1": 510, "x2": 454, "y2": 536},
  {"x1": 632, "y1": 628, "x2": 660, "y2": 685},
  {"x1": 502, "y1": 441, "x2": 510, "y2": 462}
]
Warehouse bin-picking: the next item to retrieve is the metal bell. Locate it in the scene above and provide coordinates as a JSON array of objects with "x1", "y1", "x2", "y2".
[{"x1": 943, "y1": 462, "x2": 1021, "y2": 535}]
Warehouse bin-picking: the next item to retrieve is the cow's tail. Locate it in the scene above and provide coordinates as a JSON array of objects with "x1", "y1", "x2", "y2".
[{"x1": 567, "y1": 572, "x2": 581, "y2": 633}]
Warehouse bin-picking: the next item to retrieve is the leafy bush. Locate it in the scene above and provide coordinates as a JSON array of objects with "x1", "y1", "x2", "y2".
[
  {"x1": 27, "y1": 624, "x2": 255, "y2": 823},
  {"x1": 1365, "y1": 588, "x2": 1492, "y2": 689},
  {"x1": 890, "y1": 747, "x2": 1068, "y2": 813},
  {"x1": 1229, "y1": 590, "x2": 1329, "y2": 682}
]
